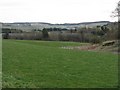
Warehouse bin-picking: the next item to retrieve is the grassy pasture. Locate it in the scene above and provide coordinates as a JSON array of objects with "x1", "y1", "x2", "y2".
[{"x1": 2, "y1": 40, "x2": 118, "y2": 88}]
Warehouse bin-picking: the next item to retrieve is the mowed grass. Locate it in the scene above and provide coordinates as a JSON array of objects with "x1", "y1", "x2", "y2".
[{"x1": 2, "y1": 40, "x2": 118, "y2": 88}]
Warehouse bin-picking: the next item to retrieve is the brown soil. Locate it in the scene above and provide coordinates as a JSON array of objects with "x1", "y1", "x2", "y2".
[{"x1": 61, "y1": 44, "x2": 119, "y2": 54}]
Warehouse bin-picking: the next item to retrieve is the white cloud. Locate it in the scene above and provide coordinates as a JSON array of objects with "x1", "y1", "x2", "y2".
[{"x1": 0, "y1": 0, "x2": 119, "y2": 23}]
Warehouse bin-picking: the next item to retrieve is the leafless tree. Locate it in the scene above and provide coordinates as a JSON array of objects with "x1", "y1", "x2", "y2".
[{"x1": 111, "y1": 1, "x2": 120, "y2": 21}]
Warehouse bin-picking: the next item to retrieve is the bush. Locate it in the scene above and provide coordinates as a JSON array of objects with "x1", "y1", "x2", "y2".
[
  {"x1": 42, "y1": 28, "x2": 49, "y2": 39},
  {"x1": 90, "y1": 36, "x2": 102, "y2": 44}
]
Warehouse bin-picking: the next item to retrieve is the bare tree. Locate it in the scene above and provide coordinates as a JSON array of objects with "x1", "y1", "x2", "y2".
[{"x1": 112, "y1": 1, "x2": 120, "y2": 21}]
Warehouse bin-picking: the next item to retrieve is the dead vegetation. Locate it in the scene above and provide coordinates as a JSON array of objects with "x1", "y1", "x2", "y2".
[{"x1": 61, "y1": 40, "x2": 119, "y2": 54}]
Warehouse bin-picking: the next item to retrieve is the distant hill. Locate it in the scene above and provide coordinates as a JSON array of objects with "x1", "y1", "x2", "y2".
[{"x1": 2, "y1": 21, "x2": 110, "y2": 32}]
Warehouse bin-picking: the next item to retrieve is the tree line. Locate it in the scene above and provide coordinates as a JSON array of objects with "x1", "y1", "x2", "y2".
[{"x1": 2, "y1": 22, "x2": 118, "y2": 44}]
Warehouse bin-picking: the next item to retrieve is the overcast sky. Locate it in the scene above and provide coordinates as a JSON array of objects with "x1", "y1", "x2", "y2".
[{"x1": 0, "y1": 0, "x2": 119, "y2": 24}]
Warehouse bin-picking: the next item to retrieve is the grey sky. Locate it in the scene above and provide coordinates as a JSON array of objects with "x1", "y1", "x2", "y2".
[{"x1": 0, "y1": 0, "x2": 119, "y2": 23}]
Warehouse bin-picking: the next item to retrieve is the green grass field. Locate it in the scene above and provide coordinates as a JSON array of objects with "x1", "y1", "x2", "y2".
[{"x1": 2, "y1": 40, "x2": 118, "y2": 88}]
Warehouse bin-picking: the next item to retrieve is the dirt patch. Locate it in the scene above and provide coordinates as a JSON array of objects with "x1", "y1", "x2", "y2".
[
  {"x1": 61, "y1": 42, "x2": 119, "y2": 54},
  {"x1": 61, "y1": 44, "x2": 99, "y2": 51}
]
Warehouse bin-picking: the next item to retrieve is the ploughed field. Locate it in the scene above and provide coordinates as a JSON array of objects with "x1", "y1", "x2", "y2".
[{"x1": 2, "y1": 40, "x2": 118, "y2": 88}]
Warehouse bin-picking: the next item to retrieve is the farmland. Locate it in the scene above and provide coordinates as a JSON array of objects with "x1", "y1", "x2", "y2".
[{"x1": 2, "y1": 40, "x2": 118, "y2": 88}]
